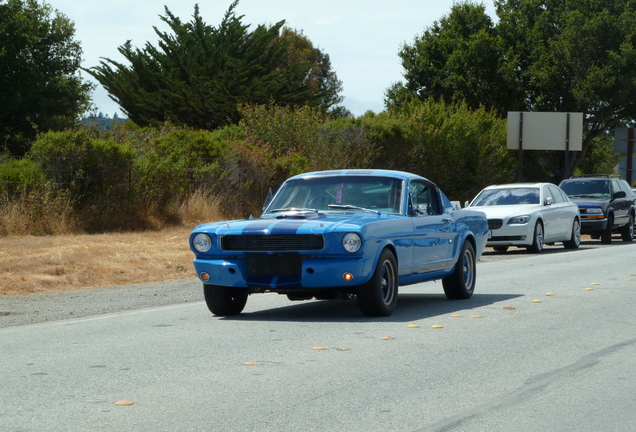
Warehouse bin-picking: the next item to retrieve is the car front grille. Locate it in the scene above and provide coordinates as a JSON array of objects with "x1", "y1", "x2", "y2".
[
  {"x1": 488, "y1": 219, "x2": 503, "y2": 230},
  {"x1": 221, "y1": 234, "x2": 324, "y2": 251},
  {"x1": 247, "y1": 255, "x2": 302, "y2": 278},
  {"x1": 490, "y1": 235, "x2": 526, "y2": 241}
]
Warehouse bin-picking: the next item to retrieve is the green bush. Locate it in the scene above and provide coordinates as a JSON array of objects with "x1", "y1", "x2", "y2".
[
  {"x1": 132, "y1": 127, "x2": 229, "y2": 220},
  {"x1": 0, "y1": 158, "x2": 46, "y2": 198},
  {"x1": 387, "y1": 99, "x2": 515, "y2": 202},
  {"x1": 28, "y1": 129, "x2": 137, "y2": 230}
]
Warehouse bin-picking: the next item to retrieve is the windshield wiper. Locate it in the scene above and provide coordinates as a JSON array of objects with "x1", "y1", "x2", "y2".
[
  {"x1": 270, "y1": 207, "x2": 320, "y2": 213},
  {"x1": 327, "y1": 204, "x2": 380, "y2": 215}
]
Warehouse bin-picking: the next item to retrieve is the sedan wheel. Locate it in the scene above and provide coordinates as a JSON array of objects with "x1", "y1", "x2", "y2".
[
  {"x1": 357, "y1": 249, "x2": 398, "y2": 317},
  {"x1": 527, "y1": 221, "x2": 544, "y2": 253},
  {"x1": 564, "y1": 218, "x2": 581, "y2": 249}
]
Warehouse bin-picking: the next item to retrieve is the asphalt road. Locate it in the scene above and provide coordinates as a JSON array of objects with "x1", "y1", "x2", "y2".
[{"x1": 1, "y1": 239, "x2": 635, "y2": 431}]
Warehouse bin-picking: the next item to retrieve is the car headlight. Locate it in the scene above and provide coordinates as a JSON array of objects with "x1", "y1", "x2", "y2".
[
  {"x1": 192, "y1": 233, "x2": 212, "y2": 253},
  {"x1": 585, "y1": 208, "x2": 603, "y2": 215},
  {"x1": 342, "y1": 232, "x2": 362, "y2": 253},
  {"x1": 508, "y1": 215, "x2": 531, "y2": 225}
]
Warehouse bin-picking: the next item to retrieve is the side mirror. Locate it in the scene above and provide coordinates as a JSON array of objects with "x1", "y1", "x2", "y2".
[
  {"x1": 416, "y1": 204, "x2": 428, "y2": 215},
  {"x1": 464, "y1": 200, "x2": 470, "y2": 208},
  {"x1": 613, "y1": 190, "x2": 627, "y2": 200},
  {"x1": 545, "y1": 197, "x2": 554, "y2": 206}
]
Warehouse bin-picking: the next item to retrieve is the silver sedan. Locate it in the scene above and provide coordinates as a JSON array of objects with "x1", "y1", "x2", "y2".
[{"x1": 467, "y1": 183, "x2": 581, "y2": 253}]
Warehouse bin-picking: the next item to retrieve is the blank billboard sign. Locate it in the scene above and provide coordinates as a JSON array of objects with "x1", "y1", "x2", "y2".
[{"x1": 507, "y1": 112, "x2": 583, "y2": 151}]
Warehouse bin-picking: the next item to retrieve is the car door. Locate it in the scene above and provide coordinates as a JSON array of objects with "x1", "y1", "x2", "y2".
[
  {"x1": 540, "y1": 185, "x2": 565, "y2": 242},
  {"x1": 547, "y1": 184, "x2": 574, "y2": 239},
  {"x1": 611, "y1": 179, "x2": 630, "y2": 226},
  {"x1": 408, "y1": 180, "x2": 454, "y2": 273}
]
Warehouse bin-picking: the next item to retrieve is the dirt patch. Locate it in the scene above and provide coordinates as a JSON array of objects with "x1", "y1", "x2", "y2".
[{"x1": 0, "y1": 226, "x2": 196, "y2": 295}]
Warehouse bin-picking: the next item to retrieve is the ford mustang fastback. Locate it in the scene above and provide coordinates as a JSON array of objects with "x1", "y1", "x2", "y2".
[{"x1": 190, "y1": 169, "x2": 488, "y2": 317}]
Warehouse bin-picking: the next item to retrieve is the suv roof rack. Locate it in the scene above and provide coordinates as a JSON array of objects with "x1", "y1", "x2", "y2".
[{"x1": 570, "y1": 174, "x2": 621, "y2": 179}]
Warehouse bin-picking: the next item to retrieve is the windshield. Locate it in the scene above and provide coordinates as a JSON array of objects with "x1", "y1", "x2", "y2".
[
  {"x1": 560, "y1": 180, "x2": 610, "y2": 198},
  {"x1": 471, "y1": 187, "x2": 540, "y2": 206},
  {"x1": 265, "y1": 176, "x2": 403, "y2": 214}
]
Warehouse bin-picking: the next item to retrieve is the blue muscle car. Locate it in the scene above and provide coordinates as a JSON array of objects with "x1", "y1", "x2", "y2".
[{"x1": 190, "y1": 170, "x2": 488, "y2": 317}]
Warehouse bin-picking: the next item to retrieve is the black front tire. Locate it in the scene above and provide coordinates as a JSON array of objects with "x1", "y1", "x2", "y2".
[
  {"x1": 203, "y1": 284, "x2": 248, "y2": 316},
  {"x1": 620, "y1": 213, "x2": 634, "y2": 242},
  {"x1": 601, "y1": 215, "x2": 613, "y2": 244},
  {"x1": 443, "y1": 241, "x2": 476, "y2": 300},
  {"x1": 356, "y1": 249, "x2": 398, "y2": 317},
  {"x1": 564, "y1": 218, "x2": 581, "y2": 249},
  {"x1": 527, "y1": 221, "x2": 544, "y2": 253}
]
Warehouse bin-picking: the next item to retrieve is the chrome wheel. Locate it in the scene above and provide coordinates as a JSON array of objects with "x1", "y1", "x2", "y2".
[{"x1": 528, "y1": 221, "x2": 544, "y2": 253}]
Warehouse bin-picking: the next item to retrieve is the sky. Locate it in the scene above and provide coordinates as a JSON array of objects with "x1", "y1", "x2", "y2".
[{"x1": 47, "y1": 0, "x2": 496, "y2": 117}]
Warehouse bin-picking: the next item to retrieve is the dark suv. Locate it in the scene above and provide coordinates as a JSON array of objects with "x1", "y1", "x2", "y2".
[{"x1": 559, "y1": 176, "x2": 635, "y2": 243}]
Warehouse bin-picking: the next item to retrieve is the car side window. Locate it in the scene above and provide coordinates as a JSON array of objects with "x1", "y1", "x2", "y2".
[
  {"x1": 557, "y1": 187, "x2": 570, "y2": 202},
  {"x1": 618, "y1": 180, "x2": 633, "y2": 196},
  {"x1": 547, "y1": 185, "x2": 565, "y2": 203},
  {"x1": 611, "y1": 180, "x2": 621, "y2": 195},
  {"x1": 409, "y1": 181, "x2": 441, "y2": 216},
  {"x1": 543, "y1": 186, "x2": 554, "y2": 204}
]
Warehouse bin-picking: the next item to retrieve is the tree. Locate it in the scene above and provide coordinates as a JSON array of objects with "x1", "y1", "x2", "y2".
[
  {"x1": 280, "y1": 28, "x2": 346, "y2": 116},
  {"x1": 88, "y1": 1, "x2": 345, "y2": 130},
  {"x1": 0, "y1": 0, "x2": 93, "y2": 155},
  {"x1": 386, "y1": 3, "x2": 522, "y2": 114},
  {"x1": 388, "y1": 0, "x2": 636, "y2": 182}
]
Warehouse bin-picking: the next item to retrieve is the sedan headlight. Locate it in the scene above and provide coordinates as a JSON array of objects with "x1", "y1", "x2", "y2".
[
  {"x1": 585, "y1": 207, "x2": 603, "y2": 215},
  {"x1": 508, "y1": 215, "x2": 531, "y2": 225},
  {"x1": 192, "y1": 233, "x2": 212, "y2": 253},
  {"x1": 342, "y1": 232, "x2": 362, "y2": 253}
]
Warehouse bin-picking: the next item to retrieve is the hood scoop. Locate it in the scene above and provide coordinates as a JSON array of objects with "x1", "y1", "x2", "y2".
[{"x1": 275, "y1": 211, "x2": 322, "y2": 220}]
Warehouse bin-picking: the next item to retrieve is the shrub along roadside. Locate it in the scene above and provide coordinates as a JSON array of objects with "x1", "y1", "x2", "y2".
[{"x1": 1, "y1": 100, "x2": 515, "y2": 235}]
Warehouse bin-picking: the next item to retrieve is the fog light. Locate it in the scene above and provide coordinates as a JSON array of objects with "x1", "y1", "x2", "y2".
[
  {"x1": 201, "y1": 272, "x2": 210, "y2": 281},
  {"x1": 343, "y1": 273, "x2": 354, "y2": 282}
]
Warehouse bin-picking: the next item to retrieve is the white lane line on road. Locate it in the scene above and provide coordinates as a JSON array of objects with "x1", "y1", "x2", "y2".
[{"x1": 53, "y1": 301, "x2": 204, "y2": 326}]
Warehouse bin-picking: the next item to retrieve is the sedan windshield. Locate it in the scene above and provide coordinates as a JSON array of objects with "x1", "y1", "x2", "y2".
[
  {"x1": 471, "y1": 188, "x2": 540, "y2": 206},
  {"x1": 266, "y1": 176, "x2": 403, "y2": 214}
]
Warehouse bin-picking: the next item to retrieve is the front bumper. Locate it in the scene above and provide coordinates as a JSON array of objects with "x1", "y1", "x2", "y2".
[
  {"x1": 486, "y1": 224, "x2": 533, "y2": 247},
  {"x1": 193, "y1": 254, "x2": 374, "y2": 291},
  {"x1": 579, "y1": 217, "x2": 608, "y2": 233}
]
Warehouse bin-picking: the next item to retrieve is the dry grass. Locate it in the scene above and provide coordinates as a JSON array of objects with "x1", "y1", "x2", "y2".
[
  {"x1": 0, "y1": 189, "x2": 229, "y2": 296},
  {"x1": 0, "y1": 225, "x2": 199, "y2": 296}
]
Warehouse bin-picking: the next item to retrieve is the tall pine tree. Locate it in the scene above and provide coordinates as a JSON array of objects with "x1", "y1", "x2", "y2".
[{"x1": 88, "y1": 1, "x2": 344, "y2": 130}]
